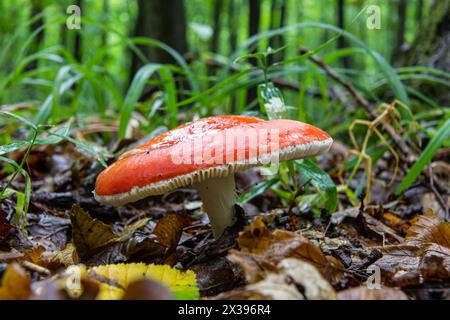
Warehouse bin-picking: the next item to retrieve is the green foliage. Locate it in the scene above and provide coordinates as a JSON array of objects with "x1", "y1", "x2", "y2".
[
  {"x1": 0, "y1": 0, "x2": 448, "y2": 224},
  {"x1": 295, "y1": 159, "x2": 338, "y2": 213},
  {"x1": 396, "y1": 116, "x2": 450, "y2": 195}
]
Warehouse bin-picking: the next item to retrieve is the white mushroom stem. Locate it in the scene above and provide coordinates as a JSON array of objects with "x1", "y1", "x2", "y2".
[{"x1": 194, "y1": 174, "x2": 237, "y2": 239}]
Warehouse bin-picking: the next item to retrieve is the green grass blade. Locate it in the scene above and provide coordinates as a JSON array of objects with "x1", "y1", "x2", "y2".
[
  {"x1": 396, "y1": 116, "x2": 450, "y2": 195},
  {"x1": 119, "y1": 63, "x2": 162, "y2": 139}
]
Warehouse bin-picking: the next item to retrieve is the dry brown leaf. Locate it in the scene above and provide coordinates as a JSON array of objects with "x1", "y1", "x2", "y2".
[
  {"x1": 406, "y1": 210, "x2": 450, "y2": 247},
  {"x1": 69, "y1": 204, "x2": 116, "y2": 259},
  {"x1": 47, "y1": 243, "x2": 80, "y2": 267},
  {"x1": 373, "y1": 211, "x2": 450, "y2": 284},
  {"x1": 212, "y1": 258, "x2": 336, "y2": 300},
  {"x1": 228, "y1": 216, "x2": 342, "y2": 283},
  {"x1": 0, "y1": 263, "x2": 31, "y2": 300},
  {"x1": 338, "y1": 286, "x2": 408, "y2": 300},
  {"x1": 152, "y1": 214, "x2": 186, "y2": 252}
]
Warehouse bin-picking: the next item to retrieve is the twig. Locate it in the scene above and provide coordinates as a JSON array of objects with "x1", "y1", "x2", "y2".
[{"x1": 21, "y1": 260, "x2": 51, "y2": 276}]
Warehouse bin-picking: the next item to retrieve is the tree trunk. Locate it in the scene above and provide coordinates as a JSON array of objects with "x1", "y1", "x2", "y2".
[
  {"x1": 73, "y1": 0, "x2": 83, "y2": 62},
  {"x1": 400, "y1": 0, "x2": 450, "y2": 103},
  {"x1": 268, "y1": 0, "x2": 286, "y2": 64},
  {"x1": 210, "y1": 0, "x2": 223, "y2": 53},
  {"x1": 131, "y1": 0, "x2": 188, "y2": 75},
  {"x1": 246, "y1": 0, "x2": 262, "y2": 106},
  {"x1": 401, "y1": 0, "x2": 449, "y2": 70},
  {"x1": 248, "y1": 0, "x2": 261, "y2": 42},
  {"x1": 336, "y1": 0, "x2": 352, "y2": 68},
  {"x1": 393, "y1": 0, "x2": 408, "y2": 61},
  {"x1": 228, "y1": 0, "x2": 237, "y2": 54}
]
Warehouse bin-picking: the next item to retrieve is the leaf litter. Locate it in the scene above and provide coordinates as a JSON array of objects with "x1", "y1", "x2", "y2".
[{"x1": 0, "y1": 131, "x2": 449, "y2": 300}]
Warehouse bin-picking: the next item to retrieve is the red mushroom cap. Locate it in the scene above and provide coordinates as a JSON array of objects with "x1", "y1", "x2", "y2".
[{"x1": 95, "y1": 115, "x2": 332, "y2": 205}]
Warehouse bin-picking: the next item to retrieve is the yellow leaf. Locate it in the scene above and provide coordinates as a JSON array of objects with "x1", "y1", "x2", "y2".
[
  {"x1": 60, "y1": 263, "x2": 199, "y2": 300},
  {"x1": 0, "y1": 263, "x2": 31, "y2": 300}
]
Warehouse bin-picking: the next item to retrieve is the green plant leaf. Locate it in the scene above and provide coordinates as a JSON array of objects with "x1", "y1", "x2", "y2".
[
  {"x1": 295, "y1": 159, "x2": 338, "y2": 213},
  {"x1": 237, "y1": 176, "x2": 279, "y2": 205}
]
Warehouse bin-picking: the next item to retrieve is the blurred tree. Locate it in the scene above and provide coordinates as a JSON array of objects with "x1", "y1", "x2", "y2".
[
  {"x1": 249, "y1": 0, "x2": 261, "y2": 42},
  {"x1": 27, "y1": 0, "x2": 45, "y2": 70},
  {"x1": 268, "y1": 0, "x2": 286, "y2": 64},
  {"x1": 228, "y1": 0, "x2": 238, "y2": 53},
  {"x1": 400, "y1": 0, "x2": 450, "y2": 103},
  {"x1": 131, "y1": 0, "x2": 188, "y2": 74},
  {"x1": 393, "y1": 0, "x2": 407, "y2": 61},
  {"x1": 336, "y1": 0, "x2": 352, "y2": 68},
  {"x1": 210, "y1": 0, "x2": 223, "y2": 53},
  {"x1": 246, "y1": 0, "x2": 262, "y2": 106},
  {"x1": 73, "y1": 0, "x2": 82, "y2": 62},
  {"x1": 401, "y1": 0, "x2": 449, "y2": 71}
]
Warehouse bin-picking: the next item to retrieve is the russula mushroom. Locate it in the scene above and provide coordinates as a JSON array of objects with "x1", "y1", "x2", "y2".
[{"x1": 94, "y1": 116, "x2": 332, "y2": 238}]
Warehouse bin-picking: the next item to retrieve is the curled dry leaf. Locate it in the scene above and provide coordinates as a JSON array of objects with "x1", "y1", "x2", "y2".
[
  {"x1": 373, "y1": 210, "x2": 450, "y2": 284},
  {"x1": 405, "y1": 210, "x2": 450, "y2": 247},
  {"x1": 45, "y1": 243, "x2": 79, "y2": 268},
  {"x1": 212, "y1": 258, "x2": 336, "y2": 300},
  {"x1": 228, "y1": 216, "x2": 342, "y2": 283},
  {"x1": 0, "y1": 263, "x2": 31, "y2": 300}
]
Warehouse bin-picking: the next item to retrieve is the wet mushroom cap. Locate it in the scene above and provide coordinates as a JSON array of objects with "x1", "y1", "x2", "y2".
[{"x1": 94, "y1": 115, "x2": 332, "y2": 206}]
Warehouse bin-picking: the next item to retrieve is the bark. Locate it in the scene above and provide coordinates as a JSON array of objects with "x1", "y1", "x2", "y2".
[
  {"x1": 248, "y1": 0, "x2": 261, "y2": 41},
  {"x1": 401, "y1": 0, "x2": 450, "y2": 71},
  {"x1": 399, "y1": 0, "x2": 450, "y2": 104},
  {"x1": 228, "y1": 0, "x2": 237, "y2": 53},
  {"x1": 268, "y1": 0, "x2": 286, "y2": 64},
  {"x1": 393, "y1": 0, "x2": 408, "y2": 61},
  {"x1": 336, "y1": 0, "x2": 352, "y2": 68},
  {"x1": 73, "y1": 0, "x2": 82, "y2": 62},
  {"x1": 246, "y1": 0, "x2": 262, "y2": 106},
  {"x1": 131, "y1": 0, "x2": 188, "y2": 75},
  {"x1": 210, "y1": 0, "x2": 223, "y2": 53}
]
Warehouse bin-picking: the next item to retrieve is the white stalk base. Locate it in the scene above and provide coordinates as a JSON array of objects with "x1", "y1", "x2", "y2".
[{"x1": 194, "y1": 174, "x2": 237, "y2": 239}]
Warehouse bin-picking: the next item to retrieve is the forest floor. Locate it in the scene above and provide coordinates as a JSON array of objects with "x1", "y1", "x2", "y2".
[{"x1": 0, "y1": 126, "x2": 449, "y2": 300}]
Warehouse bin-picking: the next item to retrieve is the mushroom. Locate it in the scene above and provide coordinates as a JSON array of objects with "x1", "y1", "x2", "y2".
[{"x1": 94, "y1": 116, "x2": 332, "y2": 238}]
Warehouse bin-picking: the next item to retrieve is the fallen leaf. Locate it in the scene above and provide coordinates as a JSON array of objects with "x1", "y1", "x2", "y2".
[
  {"x1": 69, "y1": 204, "x2": 116, "y2": 259},
  {"x1": 84, "y1": 263, "x2": 199, "y2": 300},
  {"x1": 122, "y1": 279, "x2": 173, "y2": 300},
  {"x1": 191, "y1": 257, "x2": 243, "y2": 296},
  {"x1": 338, "y1": 286, "x2": 408, "y2": 300},
  {"x1": 45, "y1": 243, "x2": 80, "y2": 267},
  {"x1": 0, "y1": 263, "x2": 31, "y2": 300},
  {"x1": 406, "y1": 210, "x2": 450, "y2": 247},
  {"x1": 212, "y1": 258, "x2": 336, "y2": 300},
  {"x1": 152, "y1": 214, "x2": 186, "y2": 256},
  {"x1": 228, "y1": 216, "x2": 342, "y2": 283},
  {"x1": 373, "y1": 211, "x2": 450, "y2": 284},
  {"x1": 69, "y1": 204, "x2": 185, "y2": 264}
]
